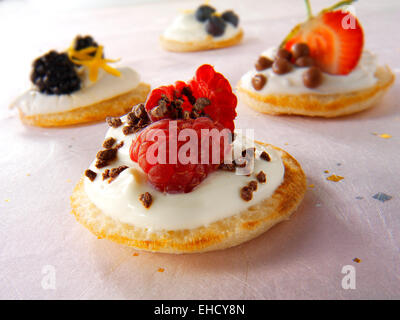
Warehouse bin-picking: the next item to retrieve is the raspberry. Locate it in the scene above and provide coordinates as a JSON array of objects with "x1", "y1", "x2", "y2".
[
  {"x1": 130, "y1": 117, "x2": 231, "y2": 194},
  {"x1": 145, "y1": 65, "x2": 237, "y2": 132}
]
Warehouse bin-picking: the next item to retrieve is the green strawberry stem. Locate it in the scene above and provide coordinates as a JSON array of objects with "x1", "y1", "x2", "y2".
[
  {"x1": 305, "y1": 0, "x2": 313, "y2": 19},
  {"x1": 320, "y1": 0, "x2": 357, "y2": 14},
  {"x1": 279, "y1": 23, "x2": 302, "y2": 48}
]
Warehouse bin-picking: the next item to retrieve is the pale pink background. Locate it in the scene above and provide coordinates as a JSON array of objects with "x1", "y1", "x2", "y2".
[{"x1": 0, "y1": 0, "x2": 399, "y2": 299}]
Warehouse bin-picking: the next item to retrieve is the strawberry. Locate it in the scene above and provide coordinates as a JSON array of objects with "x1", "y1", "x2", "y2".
[{"x1": 283, "y1": 4, "x2": 364, "y2": 75}]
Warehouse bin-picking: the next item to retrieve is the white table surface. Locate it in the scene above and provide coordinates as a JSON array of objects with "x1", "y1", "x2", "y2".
[{"x1": 1, "y1": 0, "x2": 399, "y2": 299}]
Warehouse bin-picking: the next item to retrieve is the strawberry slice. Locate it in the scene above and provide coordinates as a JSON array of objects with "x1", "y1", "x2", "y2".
[{"x1": 285, "y1": 10, "x2": 364, "y2": 75}]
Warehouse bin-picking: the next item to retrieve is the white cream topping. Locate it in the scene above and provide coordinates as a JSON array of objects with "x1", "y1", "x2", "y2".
[
  {"x1": 163, "y1": 12, "x2": 240, "y2": 43},
  {"x1": 240, "y1": 48, "x2": 379, "y2": 95},
  {"x1": 11, "y1": 67, "x2": 140, "y2": 115},
  {"x1": 84, "y1": 118, "x2": 285, "y2": 232}
]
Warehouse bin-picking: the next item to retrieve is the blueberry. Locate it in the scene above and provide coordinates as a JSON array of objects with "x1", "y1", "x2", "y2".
[
  {"x1": 205, "y1": 16, "x2": 226, "y2": 37},
  {"x1": 221, "y1": 10, "x2": 239, "y2": 27},
  {"x1": 195, "y1": 5, "x2": 216, "y2": 22}
]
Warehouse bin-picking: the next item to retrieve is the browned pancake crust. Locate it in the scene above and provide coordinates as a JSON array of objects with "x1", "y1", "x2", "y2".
[
  {"x1": 70, "y1": 143, "x2": 306, "y2": 254},
  {"x1": 19, "y1": 82, "x2": 151, "y2": 127},
  {"x1": 160, "y1": 29, "x2": 244, "y2": 52},
  {"x1": 237, "y1": 66, "x2": 394, "y2": 117}
]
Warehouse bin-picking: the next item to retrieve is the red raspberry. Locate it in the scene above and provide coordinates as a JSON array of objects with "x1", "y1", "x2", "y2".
[
  {"x1": 145, "y1": 65, "x2": 237, "y2": 132},
  {"x1": 130, "y1": 117, "x2": 231, "y2": 194}
]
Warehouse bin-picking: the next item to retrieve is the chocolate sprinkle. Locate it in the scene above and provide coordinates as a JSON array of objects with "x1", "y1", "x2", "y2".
[
  {"x1": 106, "y1": 117, "x2": 122, "y2": 128},
  {"x1": 95, "y1": 159, "x2": 109, "y2": 169},
  {"x1": 234, "y1": 159, "x2": 247, "y2": 168},
  {"x1": 115, "y1": 141, "x2": 124, "y2": 149},
  {"x1": 84, "y1": 169, "x2": 97, "y2": 181},
  {"x1": 103, "y1": 137, "x2": 116, "y2": 149},
  {"x1": 193, "y1": 97, "x2": 210, "y2": 111},
  {"x1": 240, "y1": 186, "x2": 253, "y2": 202},
  {"x1": 242, "y1": 148, "x2": 256, "y2": 157},
  {"x1": 256, "y1": 171, "x2": 266, "y2": 183},
  {"x1": 102, "y1": 169, "x2": 110, "y2": 180},
  {"x1": 110, "y1": 165, "x2": 128, "y2": 179},
  {"x1": 132, "y1": 103, "x2": 148, "y2": 120},
  {"x1": 248, "y1": 180, "x2": 258, "y2": 191},
  {"x1": 139, "y1": 192, "x2": 153, "y2": 208},
  {"x1": 122, "y1": 125, "x2": 138, "y2": 136},
  {"x1": 96, "y1": 148, "x2": 117, "y2": 161},
  {"x1": 260, "y1": 151, "x2": 271, "y2": 161},
  {"x1": 219, "y1": 163, "x2": 236, "y2": 172}
]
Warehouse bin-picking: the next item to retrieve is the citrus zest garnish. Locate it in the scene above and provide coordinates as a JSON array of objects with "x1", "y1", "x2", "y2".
[
  {"x1": 326, "y1": 174, "x2": 344, "y2": 182},
  {"x1": 179, "y1": 8, "x2": 194, "y2": 14},
  {"x1": 67, "y1": 45, "x2": 121, "y2": 82}
]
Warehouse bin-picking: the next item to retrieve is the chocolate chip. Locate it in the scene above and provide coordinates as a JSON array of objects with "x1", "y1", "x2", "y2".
[
  {"x1": 276, "y1": 48, "x2": 292, "y2": 61},
  {"x1": 256, "y1": 171, "x2": 266, "y2": 183},
  {"x1": 139, "y1": 192, "x2": 153, "y2": 209},
  {"x1": 102, "y1": 169, "x2": 110, "y2": 180},
  {"x1": 96, "y1": 148, "x2": 117, "y2": 161},
  {"x1": 292, "y1": 43, "x2": 310, "y2": 60},
  {"x1": 219, "y1": 163, "x2": 236, "y2": 172},
  {"x1": 303, "y1": 66, "x2": 323, "y2": 88},
  {"x1": 106, "y1": 117, "x2": 122, "y2": 128},
  {"x1": 255, "y1": 56, "x2": 273, "y2": 71},
  {"x1": 295, "y1": 56, "x2": 315, "y2": 67},
  {"x1": 84, "y1": 169, "x2": 97, "y2": 181},
  {"x1": 248, "y1": 180, "x2": 258, "y2": 191},
  {"x1": 251, "y1": 74, "x2": 267, "y2": 91},
  {"x1": 240, "y1": 186, "x2": 253, "y2": 202},
  {"x1": 272, "y1": 57, "x2": 292, "y2": 75},
  {"x1": 193, "y1": 97, "x2": 210, "y2": 111},
  {"x1": 260, "y1": 151, "x2": 270, "y2": 161},
  {"x1": 103, "y1": 137, "x2": 116, "y2": 149}
]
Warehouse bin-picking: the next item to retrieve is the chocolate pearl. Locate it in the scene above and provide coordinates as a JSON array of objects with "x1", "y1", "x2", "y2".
[
  {"x1": 276, "y1": 48, "x2": 292, "y2": 61},
  {"x1": 292, "y1": 43, "x2": 310, "y2": 60},
  {"x1": 251, "y1": 74, "x2": 267, "y2": 90},
  {"x1": 255, "y1": 56, "x2": 273, "y2": 71},
  {"x1": 303, "y1": 67, "x2": 323, "y2": 88},
  {"x1": 272, "y1": 57, "x2": 292, "y2": 75},
  {"x1": 295, "y1": 56, "x2": 315, "y2": 67}
]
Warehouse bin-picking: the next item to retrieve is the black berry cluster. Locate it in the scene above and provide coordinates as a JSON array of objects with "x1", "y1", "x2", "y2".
[
  {"x1": 74, "y1": 35, "x2": 99, "y2": 51},
  {"x1": 30, "y1": 50, "x2": 81, "y2": 95},
  {"x1": 194, "y1": 5, "x2": 239, "y2": 37}
]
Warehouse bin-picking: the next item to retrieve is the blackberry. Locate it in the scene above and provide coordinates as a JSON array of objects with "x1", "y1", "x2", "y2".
[
  {"x1": 30, "y1": 50, "x2": 81, "y2": 95},
  {"x1": 205, "y1": 15, "x2": 226, "y2": 37},
  {"x1": 195, "y1": 5, "x2": 216, "y2": 22},
  {"x1": 74, "y1": 35, "x2": 98, "y2": 51},
  {"x1": 221, "y1": 10, "x2": 239, "y2": 27}
]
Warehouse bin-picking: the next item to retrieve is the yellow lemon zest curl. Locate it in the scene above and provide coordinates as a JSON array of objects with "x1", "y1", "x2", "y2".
[{"x1": 67, "y1": 45, "x2": 121, "y2": 82}]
